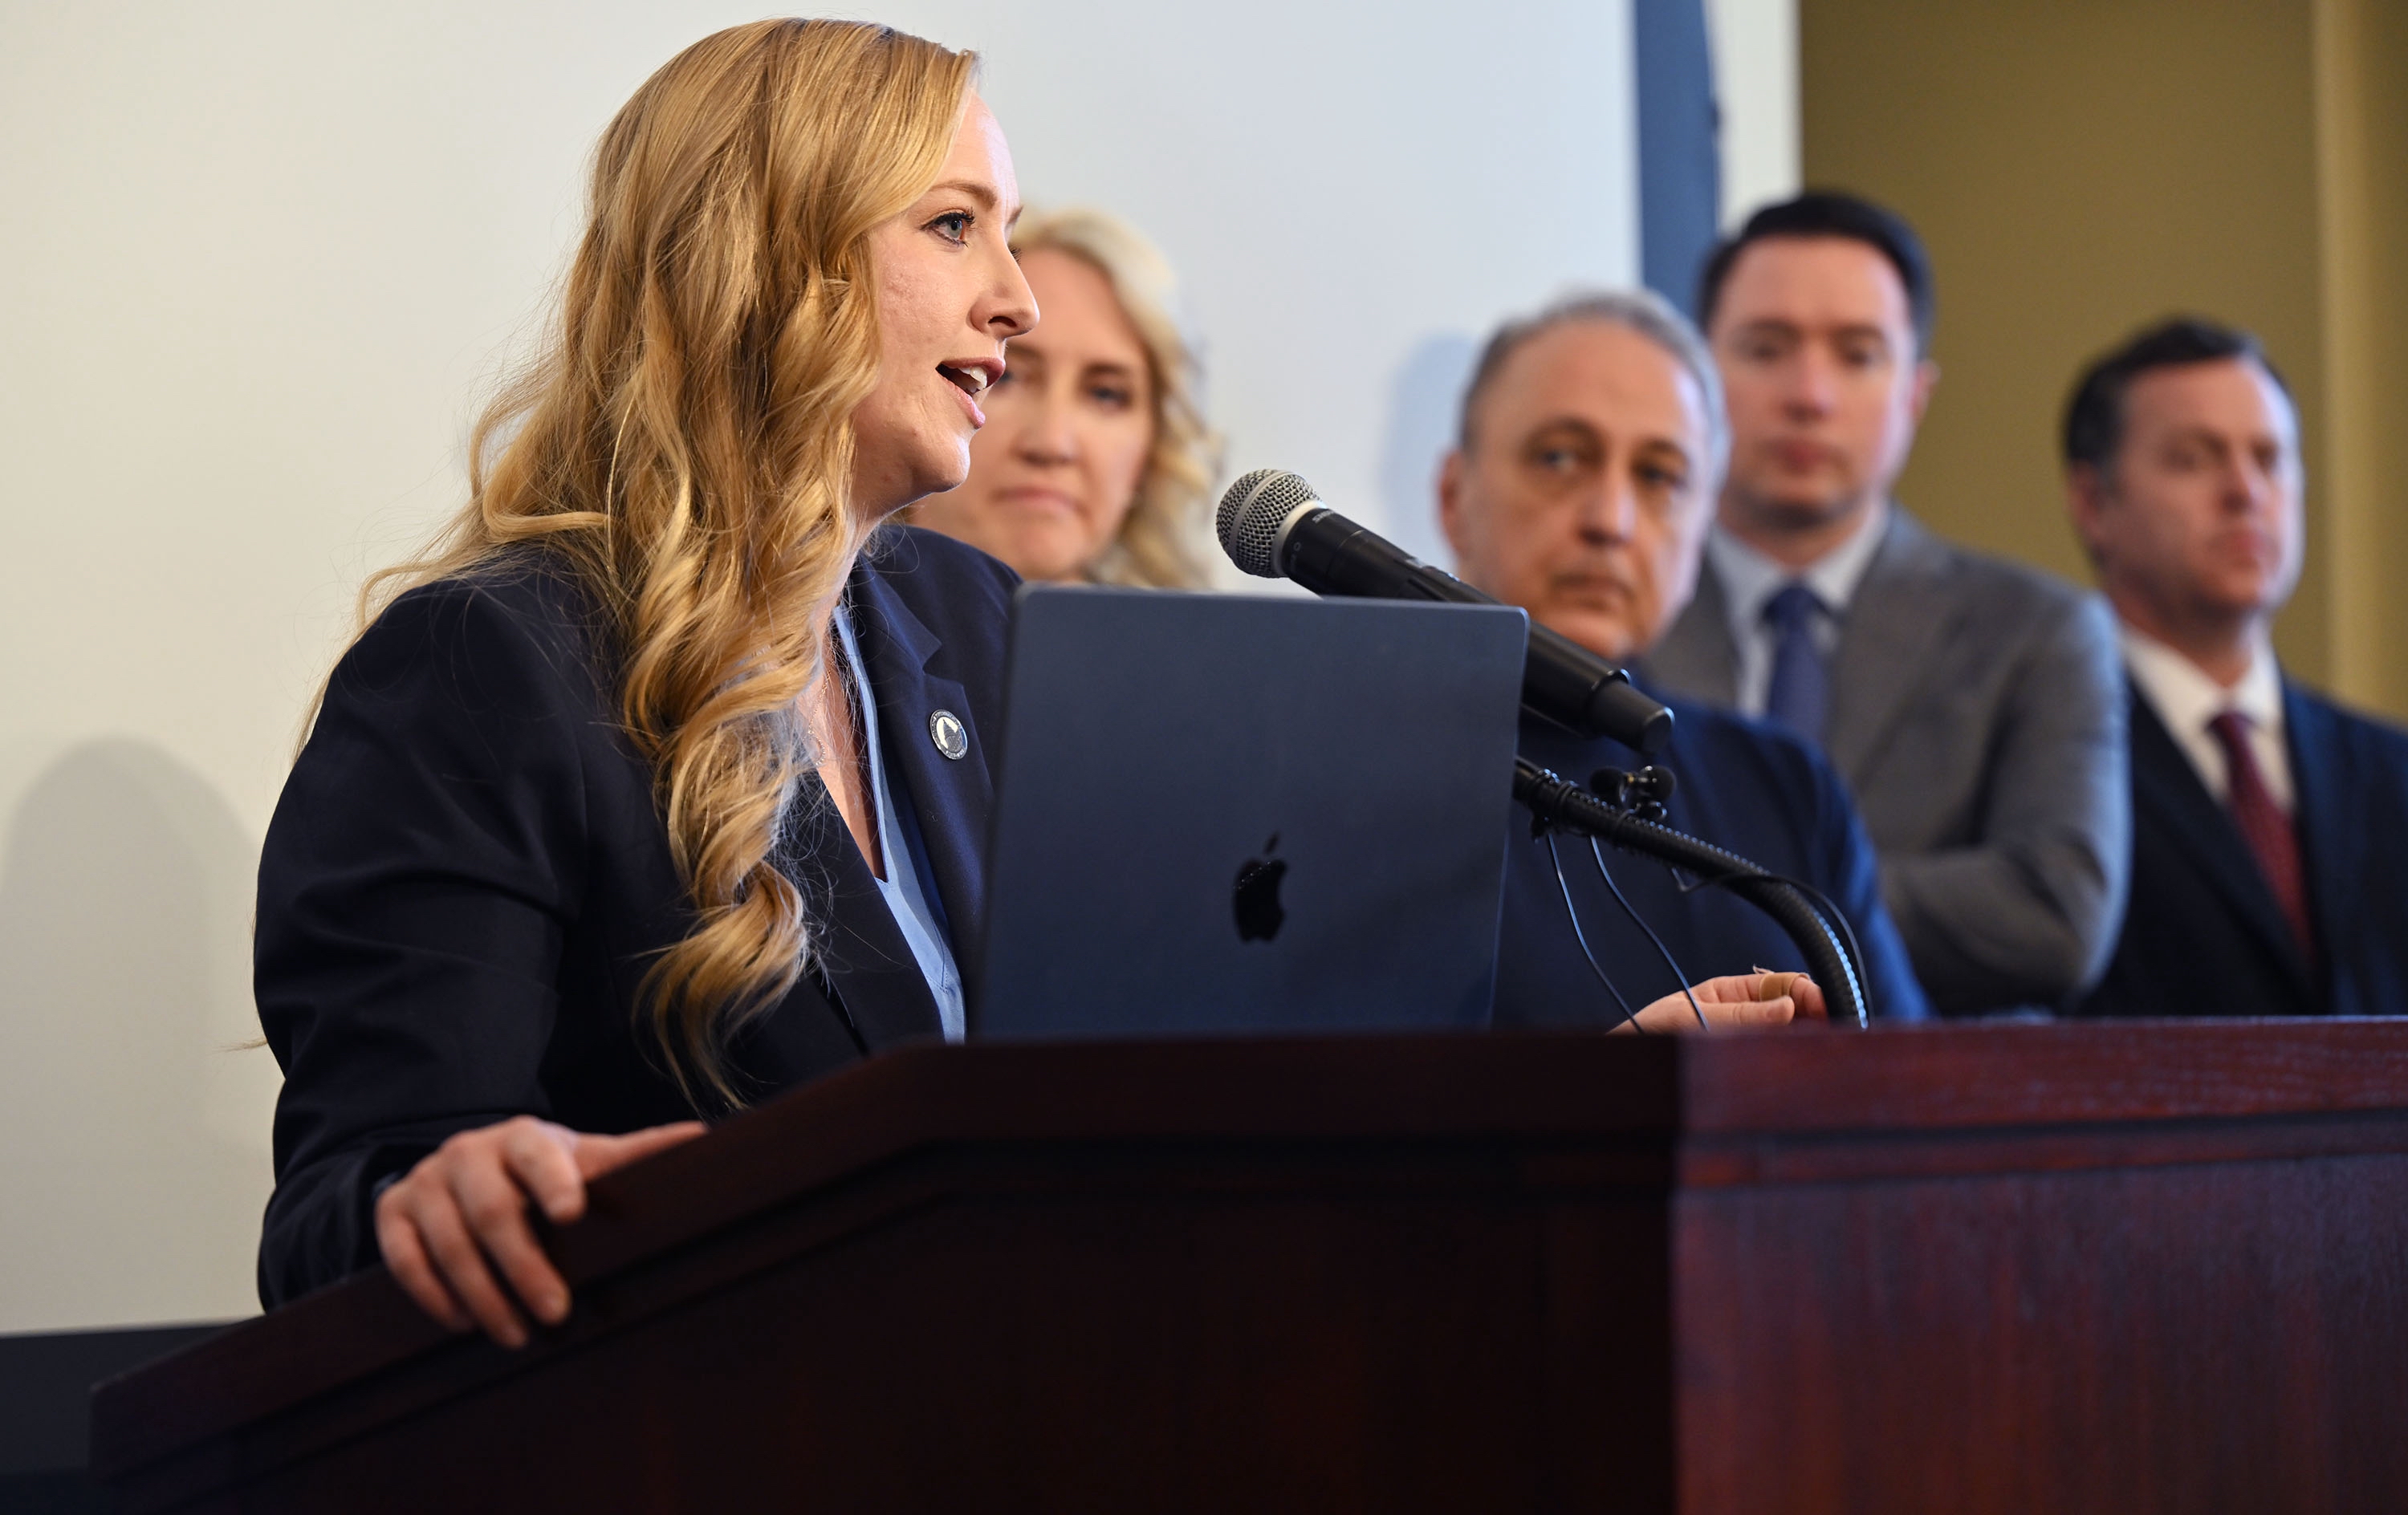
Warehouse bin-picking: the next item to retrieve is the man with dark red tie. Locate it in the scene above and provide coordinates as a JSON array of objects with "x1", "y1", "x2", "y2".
[{"x1": 2064, "y1": 317, "x2": 2408, "y2": 1018}]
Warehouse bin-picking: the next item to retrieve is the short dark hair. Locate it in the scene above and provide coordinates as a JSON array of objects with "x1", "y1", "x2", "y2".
[
  {"x1": 2060, "y1": 317, "x2": 2293, "y2": 472},
  {"x1": 1696, "y1": 191, "x2": 1935, "y2": 354}
]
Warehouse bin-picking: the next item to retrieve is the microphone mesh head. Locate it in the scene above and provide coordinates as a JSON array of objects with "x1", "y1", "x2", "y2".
[{"x1": 1215, "y1": 468, "x2": 1321, "y2": 578}]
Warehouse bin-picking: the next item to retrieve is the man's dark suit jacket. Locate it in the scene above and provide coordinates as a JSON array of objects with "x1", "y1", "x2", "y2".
[
  {"x1": 2074, "y1": 677, "x2": 2408, "y2": 1020},
  {"x1": 255, "y1": 527, "x2": 1011, "y2": 1306},
  {"x1": 1494, "y1": 695, "x2": 1932, "y2": 1028}
]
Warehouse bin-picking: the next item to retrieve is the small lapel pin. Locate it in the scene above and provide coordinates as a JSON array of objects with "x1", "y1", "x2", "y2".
[{"x1": 929, "y1": 709, "x2": 969, "y2": 761}]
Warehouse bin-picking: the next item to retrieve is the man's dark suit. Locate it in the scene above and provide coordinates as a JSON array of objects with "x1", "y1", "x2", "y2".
[
  {"x1": 256, "y1": 527, "x2": 1010, "y2": 1306},
  {"x1": 1494, "y1": 695, "x2": 1931, "y2": 1028},
  {"x1": 2075, "y1": 679, "x2": 2408, "y2": 1019}
]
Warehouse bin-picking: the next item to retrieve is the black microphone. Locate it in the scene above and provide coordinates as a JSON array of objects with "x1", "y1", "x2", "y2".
[{"x1": 1216, "y1": 468, "x2": 1674, "y2": 754}]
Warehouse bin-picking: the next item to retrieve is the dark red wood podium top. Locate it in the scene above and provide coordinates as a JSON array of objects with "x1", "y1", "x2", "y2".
[{"x1": 93, "y1": 1022, "x2": 2408, "y2": 1513}]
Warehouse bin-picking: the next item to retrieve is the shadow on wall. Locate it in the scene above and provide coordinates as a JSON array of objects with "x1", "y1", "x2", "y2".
[
  {"x1": 1377, "y1": 333, "x2": 1479, "y2": 572},
  {"x1": 0, "y1": 740, "x2": 276, "y2": 1332}
]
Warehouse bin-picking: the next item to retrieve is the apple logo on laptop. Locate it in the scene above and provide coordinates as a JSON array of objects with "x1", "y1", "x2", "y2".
[{"x1": 1233, "y1": 834, "x2": 1287, "y2": 942}]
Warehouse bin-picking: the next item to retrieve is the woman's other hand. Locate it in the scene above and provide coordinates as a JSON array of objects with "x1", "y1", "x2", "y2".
[
  {"x1": 373, "y1": 1116, "x2": 706, "y2": 1347},
  {"x1": 1617, "y1": 971, "x2": 1828, "y2": 1034}
]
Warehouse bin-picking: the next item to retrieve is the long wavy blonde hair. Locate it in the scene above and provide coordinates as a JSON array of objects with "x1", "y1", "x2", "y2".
[
  {"x1": 352, "y1": 19, "x2": 974, "y2": 1106},
  {"x1": 1009, "y1": 208, "x2": 1221, "y2": 588}
]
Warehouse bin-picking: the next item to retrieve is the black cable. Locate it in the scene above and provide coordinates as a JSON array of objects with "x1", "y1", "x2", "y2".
[
  {"x1": 1512, "y1": 758, "x2": 1869, "y2": 1028},
  {"x1": 1750, "y1": 874, "x2": 1870, "y2": 1018},
  {"x1": 1662, "y1": 863, "x2": 1874, "y2": 1020},
  {"x1": 1544, "y1": 832, "x2": 1643, "y2": 1032},
  {"x1": 1584, "y1": 839, "x2": 1708, "y2": 1030}
]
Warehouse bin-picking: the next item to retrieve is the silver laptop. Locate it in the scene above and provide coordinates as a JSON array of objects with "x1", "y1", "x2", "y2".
[{"x1": 972, "y1": 585, "x2": 1526, "y2": 1038}]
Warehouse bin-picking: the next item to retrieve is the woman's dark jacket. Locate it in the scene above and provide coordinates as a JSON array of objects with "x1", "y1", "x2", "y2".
[{"x1": 255, "y1": 526, "x2": 1013, "y2": 1306}]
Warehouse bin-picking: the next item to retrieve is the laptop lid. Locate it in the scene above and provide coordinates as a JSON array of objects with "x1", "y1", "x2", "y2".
[{"x1": 972, "y1": 585, "x2": 1526, "y2": 1039}]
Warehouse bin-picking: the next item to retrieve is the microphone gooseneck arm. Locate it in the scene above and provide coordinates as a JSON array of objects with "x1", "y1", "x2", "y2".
[{"x1": 1513, "y1": 758, "x2": 1870, "y2": 1030}]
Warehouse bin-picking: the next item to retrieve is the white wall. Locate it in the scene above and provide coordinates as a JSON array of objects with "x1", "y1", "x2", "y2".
[
  {"x1": 1706, "y1": 0, "x2": 1803, "y2": 226},
  {"x1": 0, "y1": 1, "x2": 1639, "y2": 1331}
]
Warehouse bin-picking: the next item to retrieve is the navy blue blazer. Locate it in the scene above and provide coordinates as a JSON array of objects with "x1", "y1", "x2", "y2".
[
  {"x1": 1494, "y1": 694, "x2": 1932, "y2": 1028},
  {"x1": 255, "y1": 526, "x2": 1013, "y2": 1306},
  {"x1": 2073, "y1": 677, "x2": 2408, "y2": 1020}
]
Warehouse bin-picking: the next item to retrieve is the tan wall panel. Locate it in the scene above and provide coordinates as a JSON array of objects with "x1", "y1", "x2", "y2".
[
  {"x1": 1800, "y1": 0, "x2": 2332, "y2": 684},
  {"x1": 2314, "y1": 0, "x2": 2408, "y2": 717}
]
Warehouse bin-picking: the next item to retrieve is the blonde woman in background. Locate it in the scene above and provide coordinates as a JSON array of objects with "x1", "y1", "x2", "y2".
[{"x1": 913, "y1": 207, "x2": 1219, "y2": 587}]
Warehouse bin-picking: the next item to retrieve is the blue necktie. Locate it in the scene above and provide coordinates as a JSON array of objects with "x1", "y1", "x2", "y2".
[{"x1": 1763, "y1": 581, "x2": 1829, "y2": 743}]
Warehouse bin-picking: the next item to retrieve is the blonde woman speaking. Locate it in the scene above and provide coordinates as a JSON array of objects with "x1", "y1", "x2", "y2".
[
  {"x1": 256, "y1": 18, "x2": 1823, "y2": 1351},
  {"x1": 256, "y1": 20, "x2": 1035, "y2": 1343},
  {"x1": 913, "y1": 208, "x2": 1220, "y2": 587}
]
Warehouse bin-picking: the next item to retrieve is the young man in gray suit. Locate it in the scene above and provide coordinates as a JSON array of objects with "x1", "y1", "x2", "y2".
[{"x1": 1645, "y1": 193, "x2": 2129, "y2": 1017}]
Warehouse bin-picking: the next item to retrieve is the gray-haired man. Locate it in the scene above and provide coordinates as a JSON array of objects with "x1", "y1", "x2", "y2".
[{"x1": 1440, "y1": 289, "x2": 1930, "y2": 1026}]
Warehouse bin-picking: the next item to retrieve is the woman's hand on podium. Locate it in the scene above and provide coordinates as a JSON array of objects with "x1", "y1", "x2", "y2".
[
  {"x1": 375, "y1": 1116, "x2": 706, "y2": 1348},
  {"x1": 1617, "y1": 971, "x2": 1828, "y2": 1034}
]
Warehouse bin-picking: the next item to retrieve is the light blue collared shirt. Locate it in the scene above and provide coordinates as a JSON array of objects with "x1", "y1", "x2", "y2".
[
  {"x1": 830, "y1": 604, "x2": 966, "y2": 1042},
  {"x1": 1705, "y1": 503, "x2": 1890, "y2": 718}
]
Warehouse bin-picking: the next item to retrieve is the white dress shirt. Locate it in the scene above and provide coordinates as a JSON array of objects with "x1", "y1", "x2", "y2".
[
  {"x1": 2118, "y1": 623, "x2": 2292, "y2": 814},
  {"x1": 1705, "y1": 503, "x2": 1890, "y2": 717},
  {"x1": 831, "y1": 603, "x2": 968, "y2": 1042}
]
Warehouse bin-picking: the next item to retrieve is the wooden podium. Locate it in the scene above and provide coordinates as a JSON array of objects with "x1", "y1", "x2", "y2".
[{"x1": 92, "y1": 1022, "x2": 2408, "y2": 1513}]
